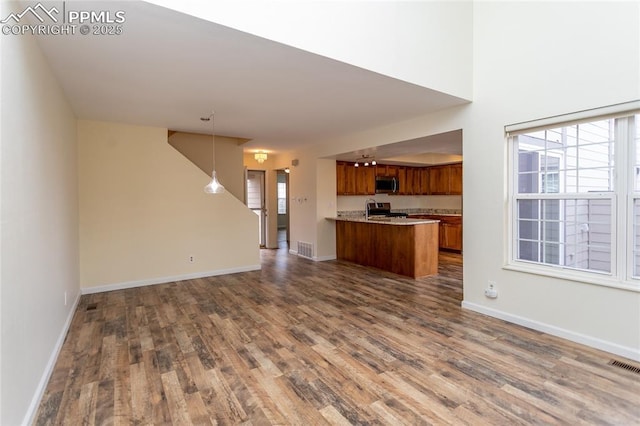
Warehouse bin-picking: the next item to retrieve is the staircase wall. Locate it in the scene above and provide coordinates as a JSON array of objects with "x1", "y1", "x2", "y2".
[{"x1": 78, "y1": 120, "x2": 260, "y2": 291}]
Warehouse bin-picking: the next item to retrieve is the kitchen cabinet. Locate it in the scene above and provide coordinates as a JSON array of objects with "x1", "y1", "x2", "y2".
[
  {"x1": 337, "y1": 161, "x2": 375, "y2": 195},
  {"x1": 396, "y1": 167, "x2": 407, "y2": 194},
  {"x1": 338, "y1": 161, "x2": 461, "y2": 196},
  {"x1": 356, "y1": 165, "x2": 375, "y2": 195},
  {"x1": 449, "y1": 163, "x2": 462, "y2": 195},
  {"x1": 336, "y1": 161, "x2": 356, "y2": 195},
  {"x1": 428, "y1": 162, "x2": 462, "y2": 195},
  {"x1": 409, "y1": 214, "x2": 462, "y2": 252},
  {"x1": 428, "y1": 165, "x2": 450, "y2": 195},
  {"x1": 334, "y1": 218, "x2": 439, "y2": 278},
  {"x1": 418, "y1": 168, "x2": 430, "y2": 195},
  {"x1": 440, "y1": 219, "x2": 462, "y2": 251}
]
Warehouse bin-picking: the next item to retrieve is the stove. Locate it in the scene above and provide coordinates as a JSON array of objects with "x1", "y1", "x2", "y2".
[{"x1": 366, "y1": 202, "x2": 408, "y2": 218}]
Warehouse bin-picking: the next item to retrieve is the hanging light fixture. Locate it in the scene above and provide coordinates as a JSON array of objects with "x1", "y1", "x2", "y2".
[
  {"x1": 254, "y1": 152, "x2": 268, "y2": 163},
  {"x1": 201, "y1": 112, "x2": 225, "y2": 194},
  {"x1": 354, "y1": 154, "x2": 376, "y2": 167}
]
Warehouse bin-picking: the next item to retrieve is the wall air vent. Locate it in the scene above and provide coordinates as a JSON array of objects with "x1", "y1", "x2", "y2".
[{"x1": 297, "y1": 242, "x2": 313, "y2": 259}]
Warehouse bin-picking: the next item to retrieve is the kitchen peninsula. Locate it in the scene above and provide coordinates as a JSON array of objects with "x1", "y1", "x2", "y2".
[{"x1": 330, "y1": 216, "x2": 439, "y2": 278}]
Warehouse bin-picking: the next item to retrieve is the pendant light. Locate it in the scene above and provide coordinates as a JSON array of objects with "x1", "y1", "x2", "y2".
[{"x1": 201, "y1": 112, "x2": 225, "y2": 194}]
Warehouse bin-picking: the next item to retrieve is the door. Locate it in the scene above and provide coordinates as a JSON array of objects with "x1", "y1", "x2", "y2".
[{"x1": 246, "y1": 170, "x2": 266, "y2": 247}]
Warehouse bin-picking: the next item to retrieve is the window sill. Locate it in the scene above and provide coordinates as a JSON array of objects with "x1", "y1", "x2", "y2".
[{"x1": 503, "y1": 262, "x2": 640, "y2": 293}]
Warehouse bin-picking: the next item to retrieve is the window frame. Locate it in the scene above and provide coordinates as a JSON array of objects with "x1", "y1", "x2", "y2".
[{"x1": 505, "y1": 102, "x2": 640, "y2": 292}]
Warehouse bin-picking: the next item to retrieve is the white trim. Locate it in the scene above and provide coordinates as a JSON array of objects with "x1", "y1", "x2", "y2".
[
  {"x1": 22, "y1": 293, "x2": 81, "y2": 426},
  {"x1": 80, "y1": 265, "x2": 261, "y2": 295},
  {"x1": 287, "y1": 248, "x2": 336, "y2": 262},
  {"x1": 503, "y1": 262, "x2": 640, "y2": 292},
  {"x1": 314, "y1": 254, "x2": 337, "y2": 262},
  {"x1": 462, "y1": 301, "x2": 640, "y2": 362},
  {"x1": 505, "y1": 100, "x2": 640, "y2": 135}
]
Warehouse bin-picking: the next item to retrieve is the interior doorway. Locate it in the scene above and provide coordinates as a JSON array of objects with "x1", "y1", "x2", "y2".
[
  {"x1": 277, "y1": 170, "x2": 290, "y2": 249},
  {"x1": 246, "y1": 170, "x2": 266, "y2": 247}
]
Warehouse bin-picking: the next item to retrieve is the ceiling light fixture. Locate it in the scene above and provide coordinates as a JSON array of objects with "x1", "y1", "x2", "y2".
[
  {"x1": 354, "y1": 154, "x2": 375, "y2": 167},
  {"x1": 254, "y1": 152, "x2": 268, "y2": 163},
  {"x1": 201, "y1": 112, "x2": 225, "y2": 194}
]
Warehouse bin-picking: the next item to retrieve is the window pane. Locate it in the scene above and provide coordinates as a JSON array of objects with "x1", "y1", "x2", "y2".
[
  {"x1": 635, "y1": 199, "x2": 640, "y2": 278},
  {"x1": 516, "y1": 120, "x2": 615, "y2": 194},
  {"x1": 516, "y1": 198, "x2": 612, "y2": 273},
  {"x1": 277, "y1": 182, "x2": 286, "y2": 214},
  {"x1": 635, "y1": 114, "x2": 640, "y2": 192}
]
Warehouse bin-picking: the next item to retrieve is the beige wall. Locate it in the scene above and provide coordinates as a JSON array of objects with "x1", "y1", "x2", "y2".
[
  {"x1": 0, "y1": 8, "x2": 79, "y2": 424},
  {"x1": 78, "y1": 120, "x2": 259, "y2": 290}
]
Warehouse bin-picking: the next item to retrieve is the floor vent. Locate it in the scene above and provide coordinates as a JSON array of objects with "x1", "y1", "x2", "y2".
[
  {"x1": 297, "y1": 241, "x2": 314, "y2": 259},
  {"x1": 86, "y1": 303, "x2": 98, "y2": 311},
  {"x1": 608, "y1": 359, "x2": 640, "y2": 374}
]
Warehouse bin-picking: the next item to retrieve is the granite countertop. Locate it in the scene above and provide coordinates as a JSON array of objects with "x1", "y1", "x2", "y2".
[{"x1": 328, "y1": 216, "x2": 440, "y2": 226}]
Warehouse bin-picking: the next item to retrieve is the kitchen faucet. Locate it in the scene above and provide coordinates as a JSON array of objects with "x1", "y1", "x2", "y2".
[{"x1": 365, "y1": 198, "x2": 376, "y2": 219}]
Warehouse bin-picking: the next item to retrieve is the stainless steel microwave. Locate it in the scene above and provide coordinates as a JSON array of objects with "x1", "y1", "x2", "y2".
[{"x1": 375, "y1": 176, "x2": 398, "y2": 193}]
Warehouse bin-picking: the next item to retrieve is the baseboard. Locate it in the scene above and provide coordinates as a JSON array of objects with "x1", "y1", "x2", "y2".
[
  {"x1": 462, "y1": 301, "x2": 640, "y2": 362},
  {"x1": 314, "y1": 254, "x2": 337, "y2": 262},
  {"x1": 287, "y1": 249, "x2": 336, "y2": 262},
  {"x1": 23, "y1": 292, "x2": 81, "y2": 426},
  {"x1": 81, "y1": 265, "x2": 262, "y2": 295}
]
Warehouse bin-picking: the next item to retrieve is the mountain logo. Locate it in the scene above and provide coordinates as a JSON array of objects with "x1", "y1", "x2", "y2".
[{"x1": 1, "y1": 3, "x2": 59, "y2": 24}]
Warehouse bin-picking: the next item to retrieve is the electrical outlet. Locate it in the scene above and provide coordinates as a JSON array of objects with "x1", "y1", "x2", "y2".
[
  {"x1": 485, "y1": 281, "x2": 498, "y2": 299},
  {"x1": 189, "y1": 255, "x2": 194, "y2": 263}
]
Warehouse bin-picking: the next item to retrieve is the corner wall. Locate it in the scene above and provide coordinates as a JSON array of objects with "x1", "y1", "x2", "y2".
[
  {"x1": 0, "y1": 11, "x2": 79, "y2": 424},
  {"x1": 289, "y1": 2, "x2": 640, "y2": 360},
  {"x1": 78, "y1": 120, "x2": 260, "y2": 290}
]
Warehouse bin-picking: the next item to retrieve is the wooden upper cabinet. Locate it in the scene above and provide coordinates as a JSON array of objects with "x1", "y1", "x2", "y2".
[
  {"x1": 429, "y1": 165, "x2": 451, "y2": 195},
  {"x1": 428, "y1": 162, "x2": 462, "y2": 195},
  {"x1": 449, "y1": 163, "x2": 462, "y2": 195},
  {"x1": 356, "y1": 165, "x2": 375, "y2": 195},
  {"x1": 338, "y1": 161, "x2": 461, "y2": 196},
  {"x1": 337, "y1": 161, "x2": 375, "y2": 195},
  {"x1": 375, "y1": 164, "x2": 389, "y2": 177},
  {"x1": 336, "y1": 161, "x2": 356, "y2": 195},
  {"x1": 418, "y1": 168, "x2": 430, "y2": 195},
  {"x1": 395, "y1": 167, "x2": 407, "y2": 194}
]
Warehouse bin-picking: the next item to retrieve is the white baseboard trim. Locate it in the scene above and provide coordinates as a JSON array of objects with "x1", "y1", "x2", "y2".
[
  {"x1": 287, "y1": 249, "x2": 336, "y2": 262},
  {"x1": 462, "y1": 301, "x2": 640, "y2": 362},
  {"x1": 23, "y1": 292, "x2": 81, "y2": 426},
  {"x1": 314, "y1": 254, "x2": 337, "y2": 262},
  {"x1": 81, "y1": 265, "x2": 262, "y2": 295}
]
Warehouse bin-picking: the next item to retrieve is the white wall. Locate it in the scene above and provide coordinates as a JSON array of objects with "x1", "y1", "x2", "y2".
[
  {"x1": 289, "y1": 2, "x2": 640, "y2": 360},
  {"x1": 78, "y1": 120, "x2": 260, "y2": 290},
  {"x1": 147, "y1": 0, "x2": 473, "y2": 100},
  {"x1": 0, "y1": 8, "x2": 79, "y2": 424},
  {"x1": 461, "y1": 1, "x2": 640, "y2": 360}
]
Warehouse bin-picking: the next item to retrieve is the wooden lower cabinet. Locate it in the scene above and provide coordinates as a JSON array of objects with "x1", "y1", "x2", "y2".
[
  {"x1": 409, "y1": 215, "x2": 462, "y2": 252},
  {"x1": 335, "y1": 220, "x2": 438, "y2": 278}
]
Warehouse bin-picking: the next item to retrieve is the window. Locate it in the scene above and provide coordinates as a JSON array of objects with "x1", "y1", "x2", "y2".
[
  {"x1": 508, "y1": 105, "x2": 639, "y2": 287},
  {"x1": 277, "y1": 182, "x2": 287, "y2": 215}
]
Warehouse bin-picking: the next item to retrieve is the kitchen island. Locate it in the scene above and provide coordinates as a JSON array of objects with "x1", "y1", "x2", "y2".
[{"x1": 329, "y1": 216, "x2": 440, "y2": 278}]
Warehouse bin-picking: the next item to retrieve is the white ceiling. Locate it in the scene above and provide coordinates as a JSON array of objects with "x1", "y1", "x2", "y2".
[
  {"x1": 34, "y1": 1, "x2": 468, "y2": 154},
  {"x1": 333, "y1": 129, "x2": 463, "y2": 166}
]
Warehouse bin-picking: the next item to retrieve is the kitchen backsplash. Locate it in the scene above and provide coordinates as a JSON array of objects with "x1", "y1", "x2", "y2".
[{"x1": 337, "y1": 208, "x2": 462, "y2": 217}]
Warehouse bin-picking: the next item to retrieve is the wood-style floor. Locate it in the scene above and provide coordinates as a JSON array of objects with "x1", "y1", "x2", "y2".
[{"x1": 35, "y1": 249, "x2": 640, "y2": 425}]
